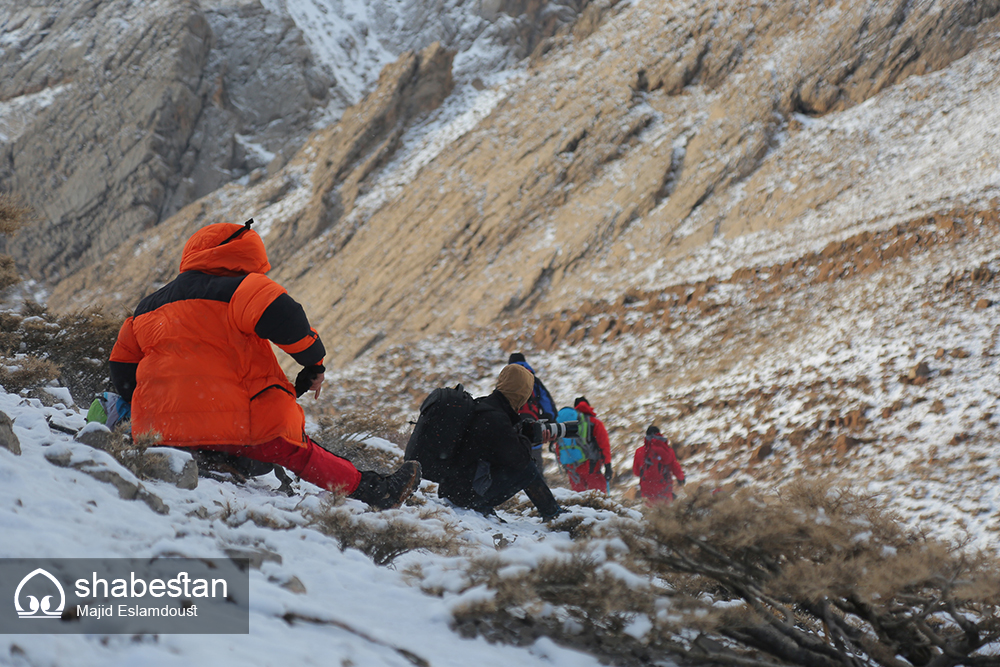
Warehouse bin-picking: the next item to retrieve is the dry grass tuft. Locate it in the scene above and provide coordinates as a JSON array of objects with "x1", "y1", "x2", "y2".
[
  {"x1": 0, "y1": 255, "x2": 18, "y2": 293},
  {"x1": 0, "y1": 193, "x2": 29, "y2": 236},
  {"x1": 621, "y1": 478, "x2": 1000, "y2": 666},
  {"x1": 0, "y1": 304, "x2": 125, "y2": 402},
  {"x1": 0, "y1": 193, "x2": 30, "y2": 291},
  {"x1": 100, "y1": 428, "x2": 164, "y2": 481},
  {"x1": 0, "y1": 354, "x2": 60, "y2": 393},
  {"x1": 313, "y1": 410, "x2": 407, "y2": 473},
  {"x1": 496, "y1": 489, "x2": 638, "y2": 538},
  {"x1": 211, "y1": 500, "x2": 297, "y2": 530},
  {"x1": 449, "y1": 542, "x2": 660, "y2": 662},
  {"x1": 307, "y1": 496, "x2": 461, "y2": 566}
]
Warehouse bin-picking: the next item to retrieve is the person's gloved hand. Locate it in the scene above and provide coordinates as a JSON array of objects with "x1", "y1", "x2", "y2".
[
  {"x1": 519, "y1": 419, "x2": 542, "y2": 444},
  {"x1": 294, "y1": 364, "x2": 325, "y2": 398},
  {"x1": 678, "y1": 478, "x2": 686, "y2": 487},
  {"x1": 603, "y1": 463, "x2": 613, "y2": 481}
]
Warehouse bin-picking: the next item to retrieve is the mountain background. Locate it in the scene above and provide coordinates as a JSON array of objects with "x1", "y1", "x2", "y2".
[
  {"x1": 2, "y1": 1, "x2": 1000, "y2": 665},
  {"x1": 2, "y1": 0, "x2": 1000, "y2": 595}
]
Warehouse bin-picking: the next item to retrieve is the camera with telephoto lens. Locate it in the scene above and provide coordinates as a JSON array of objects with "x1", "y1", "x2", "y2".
[{"x1": 523, "y1": 419, "x2": 579, "y2": 445}]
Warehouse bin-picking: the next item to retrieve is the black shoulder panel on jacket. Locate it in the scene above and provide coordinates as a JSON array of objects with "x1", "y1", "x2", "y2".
[
  {"x1": 134, "y1": 272, "x2": 246, "y2": 317},
  {"x1": 254, "y1": 294, "x2": 326, "y2": 365},
  {"x1": 254, "y1": 293, "x2": 310, "y2": 345}
]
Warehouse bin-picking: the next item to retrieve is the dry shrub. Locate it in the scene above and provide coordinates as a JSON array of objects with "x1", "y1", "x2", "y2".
[
  {"x1": 449, "y1": 543, "x2": 660, "y2": 663},
  {"x1": 0, "y1": 303, "x2": 124, "y2": 402},
  {"x1": 0, "y1": 194, "x2": 30, "y2": 291},
  {"x1": 313, "y1": 410, "x2": 407, "y2": 473},
  {"x1": 0, "y1": 255, "x2": 17, "y2": 293},
  {"x1": 100, "y1": 428, "x2": 163, "y2": 481},
  {"x1": 0, "y1": 193, "x2": 28, "y2": 235},
  {"x1": 307, "y1": 496, "x2": 460, "y2": 566},
  {"x1": 0, "y1": 354, "x2": 60, "y2": 393},
  {"x1": 446, "y1": 482, "x2": 1000, "y2": 666},
  {"x1": 624, "y1": 480, "x2": 1000, "y2": 667}
]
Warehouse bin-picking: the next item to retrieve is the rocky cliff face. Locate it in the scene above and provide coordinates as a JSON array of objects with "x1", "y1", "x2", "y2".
[
  {"x1": 0, "y1": 0, "x2": 592, "y2": 285},
  {"x1": 0, "y1": 0, "x2": 332, "y2": 281},
  {"x1": 43, "y1": 0, "x2": 1000, "y2": 369}
]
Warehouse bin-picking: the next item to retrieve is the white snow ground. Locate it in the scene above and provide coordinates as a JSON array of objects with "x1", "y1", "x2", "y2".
[{"x1": 0, "y1": 388, "x2": 644, "y2": 667}]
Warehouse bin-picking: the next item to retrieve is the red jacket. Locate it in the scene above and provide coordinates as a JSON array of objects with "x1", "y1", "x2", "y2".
[
  {"x1": 109, "y1": 222, "x2": 325, "y2": 447},
  {"x1": 633, "y1": 434, "x2": 684, "y2": 500},
  {"x1": 572, "y1": 399, "x2": 611, "y2": 464},
  {"x1": 563, "y1": 400, "x2": 612, "y2": 493}
]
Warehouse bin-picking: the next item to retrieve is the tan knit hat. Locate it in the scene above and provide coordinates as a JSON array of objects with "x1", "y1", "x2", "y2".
[{"x1": 496, "y1": 364, "x2": 534, "y2": 411}]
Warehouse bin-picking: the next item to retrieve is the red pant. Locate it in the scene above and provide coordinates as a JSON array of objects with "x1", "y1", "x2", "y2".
[
  {"x1": 566, "y1": 462, "x2": 608, "y2": 493},
  {"x1": 198, "y1": 437, "x2": 362, "y2": 494}
]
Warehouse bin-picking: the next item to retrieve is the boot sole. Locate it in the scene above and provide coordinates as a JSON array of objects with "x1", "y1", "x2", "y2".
[{"x1": 383, "y1": 462, "x2": 422, "y2": 510}]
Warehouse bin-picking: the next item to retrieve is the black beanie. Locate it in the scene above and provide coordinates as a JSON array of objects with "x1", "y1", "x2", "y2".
[
  {"x1": 574, "y1": 396, "x2": 588, "y2": 407},
  {"x1": 508, "y1": 352, "x2": 526, "y2": 364},
  {"x1": 646, "y1": 425, "x2": 660, "y2": 436}
]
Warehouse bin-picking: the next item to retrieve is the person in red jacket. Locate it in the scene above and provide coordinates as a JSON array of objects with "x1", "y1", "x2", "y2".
[
  {"x1": 563, "y1": 397, "x2": 613, "y2": 493},
  {"x1": 109, "y1": 219, "x2": 420, "y2": 509},
  {"x1": 633, "y1": 425, "x2": 685, "y2": 503}
]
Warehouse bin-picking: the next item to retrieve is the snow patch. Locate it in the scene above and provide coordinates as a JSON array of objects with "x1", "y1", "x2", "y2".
[{"x1": 0, "y1": 84, "x2": 69, "y2": 143}]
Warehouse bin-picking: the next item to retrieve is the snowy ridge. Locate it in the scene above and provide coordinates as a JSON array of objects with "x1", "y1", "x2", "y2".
[
  {"x1": 345, "y1": 69, "x2": 528, "y2": 228},
  {"x1": 271, "y1": 0, "x2": 531, "y2": 125}
]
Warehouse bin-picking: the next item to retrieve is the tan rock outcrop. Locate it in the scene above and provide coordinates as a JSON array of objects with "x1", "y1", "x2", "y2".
[{"x1": 50, "y1": 42, "x2": 456, "y2": 317}]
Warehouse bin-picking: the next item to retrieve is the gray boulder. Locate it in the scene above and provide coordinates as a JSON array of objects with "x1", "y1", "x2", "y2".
[
  {"x1": 0, "y1": 411, "x2": 21, "y2": 455},
  {"x1": 224, "y1": 546, "x2": 282, "y2": 570},
  {"x1": 143, "y1": 447, "x2": 198, "y2": 490},
  {"x1": 74, "y1": 422, "x2": 113, "y2": 451},
  {"x1": 44, "y1": 443, "x2": 168, "y2": 515}
]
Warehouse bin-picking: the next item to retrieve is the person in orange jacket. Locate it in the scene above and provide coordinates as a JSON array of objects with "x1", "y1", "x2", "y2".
[
  {"x1": 109, "y1": 219, "x2": 420, "y2": 509},
  {"x1": 563, "y1": 397, "x2": 613, "y2": 493},
  {"x1": 633, "y1": 425, "x2": 685, "y2": 503}
]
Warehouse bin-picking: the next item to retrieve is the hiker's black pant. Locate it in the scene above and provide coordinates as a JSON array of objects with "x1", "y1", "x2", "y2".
[
  {"x1": 530, "y1": 445, "x2": 546, "y2": 480},
  {"x1": 470, "y1": 461, "x2": 560, "y2": 518}
]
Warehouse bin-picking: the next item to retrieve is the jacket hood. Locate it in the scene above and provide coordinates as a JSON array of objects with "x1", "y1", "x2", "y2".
[
  {"x1": 574, "y1": 399, "x2": 596, "y2": 417},
  {"x1": 645, "y1": 434, "x2": 671, "y2": 449},
  {"x1": 488, "y1": 388, "x2": 519, "y2": 420},
  {"x1": 179, "y1": 223, "x2": 271, "y2": 276},
  {"x1": 496, "y1": 364, "x2": 534, "y2": 411}
]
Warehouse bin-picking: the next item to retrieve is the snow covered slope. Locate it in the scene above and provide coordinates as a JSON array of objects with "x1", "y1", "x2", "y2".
[{"x1": 0, "y1": 388, "x2": 640, "y2": 667}]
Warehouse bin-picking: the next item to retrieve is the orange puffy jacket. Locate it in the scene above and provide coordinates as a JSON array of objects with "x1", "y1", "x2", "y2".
[{"x1": 109, "y1": 222, "x2": 325, "y2": 447}]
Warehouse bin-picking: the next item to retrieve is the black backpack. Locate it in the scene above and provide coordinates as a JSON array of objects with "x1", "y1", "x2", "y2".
[{"x1": 404, "y1": 384, "x2": 477, "y2": 483}]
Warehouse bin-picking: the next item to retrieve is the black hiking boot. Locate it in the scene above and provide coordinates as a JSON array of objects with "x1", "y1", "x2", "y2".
[
  {"x1": 349, "y1": 461, "x2": 422, "y2": 510},
  {"x1": 523, "y1": 477, "x2": 563, "y2": 521},
  {"x1": 476, "y1": 506, "x2": 508, "y2": 523}
]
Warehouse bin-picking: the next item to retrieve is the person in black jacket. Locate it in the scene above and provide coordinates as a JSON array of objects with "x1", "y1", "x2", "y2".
[
  {"x1": 438, "y1": 364, "x2": 562, "y2": 520},
  {"x1": 508, "y1": 352, "x2": 557, "y2": 478}
]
